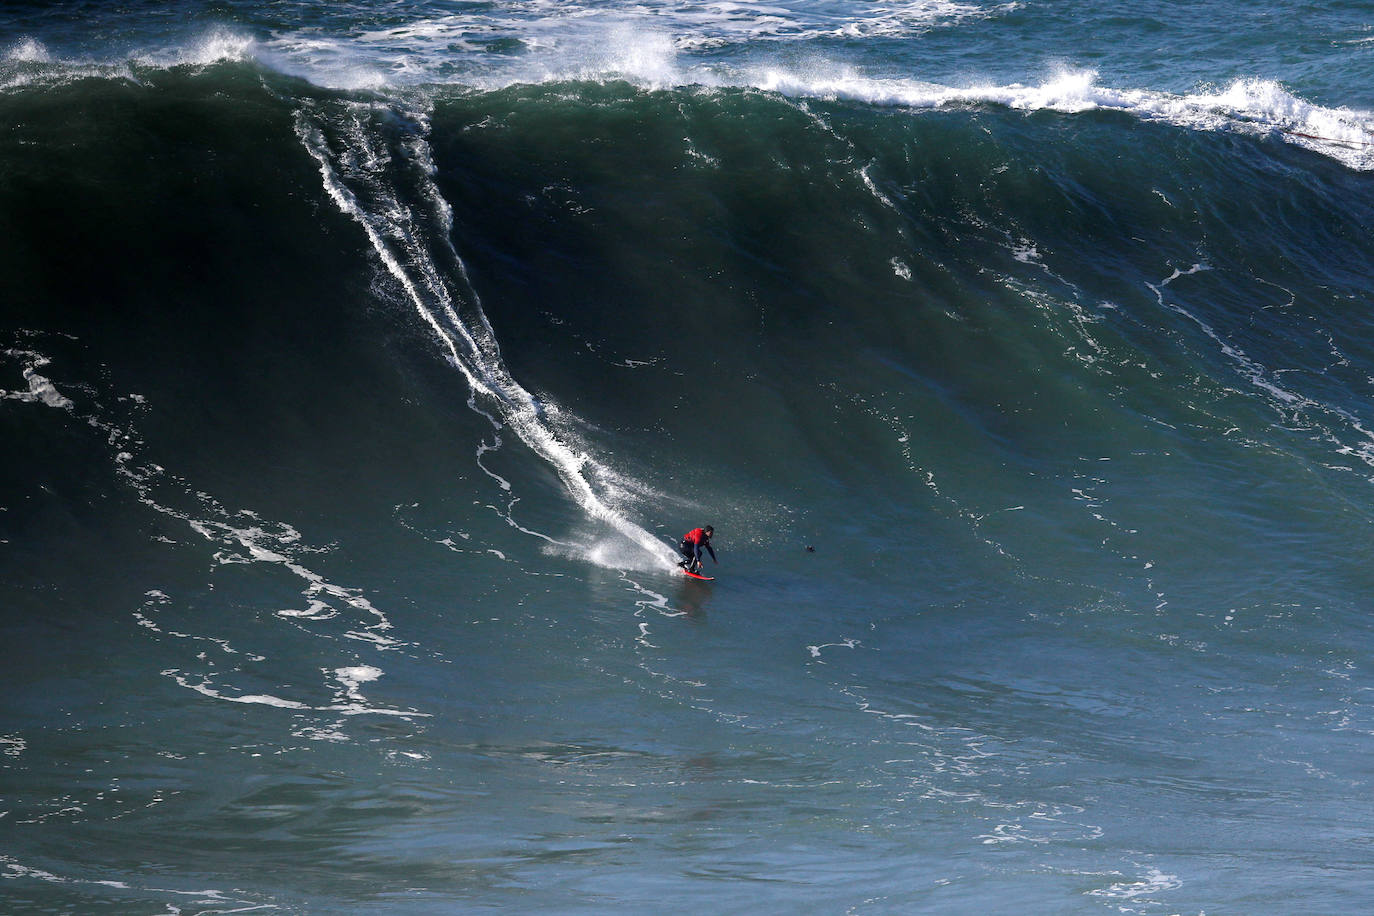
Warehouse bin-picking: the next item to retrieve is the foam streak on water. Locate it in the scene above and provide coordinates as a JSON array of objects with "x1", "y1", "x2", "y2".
[{"x1": 294, "y1": 100, "x2": 678, "y2": 572}]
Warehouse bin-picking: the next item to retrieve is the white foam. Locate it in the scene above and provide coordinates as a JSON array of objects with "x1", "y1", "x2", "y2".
[
  {"x1": 111, "y1": 449, "x2": 405, "y2": 651},
  {"x1": 296, "y1": 103, "x2": 680, "y2": 571},
  {"x1": 807, "y1": 637, "x2": 861, "y2": 659},
  {"x1": 1087, "y1": 866, "x2": 1182, "y2": 900},
  {"x1": 260, "y1": 0, "x2": 1003, "y2": 82},
  {"x1": 1149, "y1": 263, "x2": 1374, "y2": 476},
  {"x1": 5, "y1": 38, "x2": 52, "y2": 64},
  {"x1": 8, "y1": 352, "x2": 424, "y2": 737},
  {"x1": 575, "y1": 26, "x2": 684, "y2": 89},
  {"x1": 334, "y1": 664, "x2": 383, "y2": 696},
  {"x1": 320, "y1": 664, "x2": 426, "y2": 717},
  {"x1": 276, "y1": 599, "x2": 337, "y2": 620},
  {"x1": 751, "y1": 67, "x2": 1371, "y2": 170},
  {"x1": 125, "y1": 26, "x2": 257, "y2": 71},
  {"x1": 192, "y1": 515, "x2": 398, "y2": 639},
  {"x1": 1, "y1": 350, "x2": 74, "y2": 410},
  {"x1": 172, "y1": 28, "x2": 256, "y2": 68},
  {"x1": 257, "y1": 34, "x2": 393, "y2": 91},
  {"x1": 9, "y1": 14, "x2": 1369, "y2": 169},
  {"x1": 743, "y1": 64, "x2": 1374, "y2": 163},
  {"x1": 164, "y1": 666, "x2": 428, "y2": 719},
  {"x1": 412, "y1": 42, "x2": 1370, "y2": 169},
  {"x1": 545, "y1": 532, "x2": 672, "y2": 573},
  {"x1": 1, "y1": 854, "x2": 264, "y2": 910},
  {"x1": 164, "y1": 670, "x2": 310, "y2": 709}
]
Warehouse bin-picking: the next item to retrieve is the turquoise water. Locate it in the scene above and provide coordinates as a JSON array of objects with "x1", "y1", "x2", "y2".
[{"x1": 4, "y1": 2, "x2": 1374, "y2": 912}]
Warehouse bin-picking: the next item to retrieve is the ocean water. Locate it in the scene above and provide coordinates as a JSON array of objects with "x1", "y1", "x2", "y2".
[{"x1": 4, "y1": 1, "x2": 1374, "y2": 912}]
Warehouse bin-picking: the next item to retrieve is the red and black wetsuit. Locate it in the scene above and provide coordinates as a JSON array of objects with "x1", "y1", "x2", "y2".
[{"x1": 680, "y1": 528, "x2": 716, "y2": 569}]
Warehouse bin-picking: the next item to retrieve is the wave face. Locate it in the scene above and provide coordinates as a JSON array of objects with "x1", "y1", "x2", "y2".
[{"x1": 5, "y1": 3, "x2": 1374, "y2": 913}]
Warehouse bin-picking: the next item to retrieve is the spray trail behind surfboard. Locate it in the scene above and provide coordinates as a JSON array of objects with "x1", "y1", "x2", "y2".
[{"x1": 294, "y1": 97, "x2": 676, "y2": 571}]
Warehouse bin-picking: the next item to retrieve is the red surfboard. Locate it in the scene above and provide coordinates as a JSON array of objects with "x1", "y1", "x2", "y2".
[{"x1": 682, "y1": 569, "x2": 714, "y2": 580}]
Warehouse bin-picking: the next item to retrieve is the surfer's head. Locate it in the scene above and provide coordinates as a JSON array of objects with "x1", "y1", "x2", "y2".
[{"x1": 704, "y1": 526, "x2": 713, "y2": 537}]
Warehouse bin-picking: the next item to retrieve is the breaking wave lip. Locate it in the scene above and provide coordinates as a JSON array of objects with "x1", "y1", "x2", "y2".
[
  {"x1": 4, "y1": 37, "x2": 52, "y2": 64},
  {"x1": 0, "y1": 28, "x2": 259, "y2": 91},
  {"x1": 2, "y1": 27, "x2": 254, "y2": 68},
  {"x1": 9, "y1": 17, "x2": 1370, "y2": 170},
  {"x1": 254, "y1": 9, "x2": 1373, "y2": 170},
  {"x1": 283, "y1": 28, "x2": 1367, "y2": 173},
  {"x1": 742, "y1": 66, "x2": 1374, "y2": 168}
]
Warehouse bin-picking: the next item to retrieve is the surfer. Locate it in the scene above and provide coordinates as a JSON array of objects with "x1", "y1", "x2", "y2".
[{"x1": 678, "y1": 525, "x2": 717, "y2": 574}]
